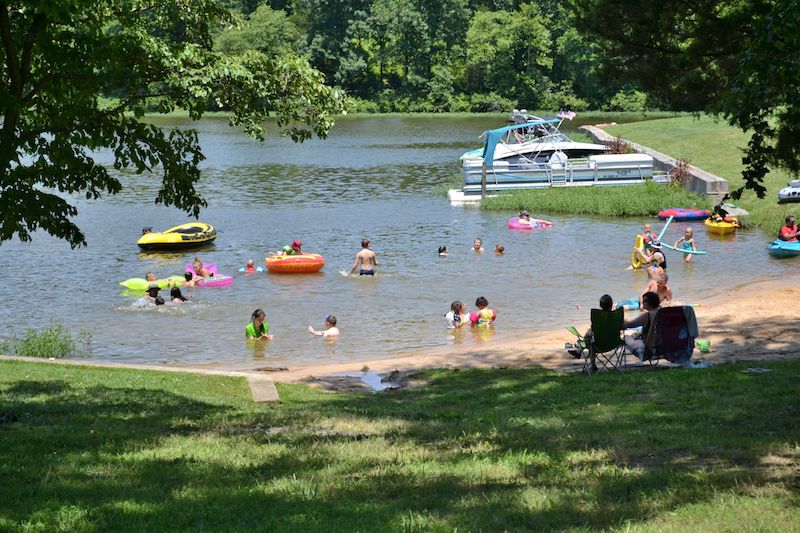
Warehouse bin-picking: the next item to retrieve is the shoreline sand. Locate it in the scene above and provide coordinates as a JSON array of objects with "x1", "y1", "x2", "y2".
[
  {"x1": 257, "y1": 278, "x2": 800, "y2": 388},
  {"x1": 3, "y1": 279, "x2": 796, "y2": 393}
]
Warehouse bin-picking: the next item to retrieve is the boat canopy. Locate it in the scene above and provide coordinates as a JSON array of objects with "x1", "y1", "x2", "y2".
[{"x1": 481, "y1": 118, "x2": 560, "y2": 166}]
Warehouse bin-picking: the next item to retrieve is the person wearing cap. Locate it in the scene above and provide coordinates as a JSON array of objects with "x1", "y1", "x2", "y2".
[
  {"x1": 517, "y1": 210, "x2": 533, "y2": 226},
  {"x1": 308, "y1": 315, "x2": 339, "y2": 337}
]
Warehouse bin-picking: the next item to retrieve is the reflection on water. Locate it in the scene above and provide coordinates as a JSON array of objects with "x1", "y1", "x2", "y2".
[{"x1": 0, "y1": 116, "x2": 793, "y2": 367}]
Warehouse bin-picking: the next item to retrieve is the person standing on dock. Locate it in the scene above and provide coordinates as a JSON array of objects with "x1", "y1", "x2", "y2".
[{"x1": 351, "y1": 239, "x2": 378, "y2": 276}]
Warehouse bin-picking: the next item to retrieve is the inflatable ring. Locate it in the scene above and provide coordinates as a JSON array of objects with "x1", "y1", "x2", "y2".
[
  {"x1": 507, "y1": 217, "x2": 553, "y2": 230},
  {"x1": 631, "y1": 234, "x2": 644, "y2": 269},
  {"x1": 265, "y1": 253, "x2": 325, "y2": 274}
]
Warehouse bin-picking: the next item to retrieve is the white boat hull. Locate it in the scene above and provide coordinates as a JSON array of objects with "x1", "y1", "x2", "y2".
[
  {"x1": 778, "y1": 180, "x2": 800, "y2": 203},
  {"x1": 458, "y1": 153, "x2": 655, "y2": 195}
]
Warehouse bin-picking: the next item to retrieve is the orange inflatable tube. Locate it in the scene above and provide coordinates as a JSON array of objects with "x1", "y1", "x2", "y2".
[{"x1": 265, "y1": 253, "x2": 325, "y2": 274}]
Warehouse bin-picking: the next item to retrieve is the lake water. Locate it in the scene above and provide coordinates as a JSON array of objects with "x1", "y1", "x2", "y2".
[{"x1": 0, "y1": 115, "x2": 790, "y2": 367}]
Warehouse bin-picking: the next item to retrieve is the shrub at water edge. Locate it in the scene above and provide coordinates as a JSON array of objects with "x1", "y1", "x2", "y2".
[{"x1": 1, "y1": 323, "x2": 92, "y2": 359}]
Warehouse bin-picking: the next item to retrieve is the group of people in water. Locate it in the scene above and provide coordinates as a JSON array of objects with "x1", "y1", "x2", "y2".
[
  {"x1": 245, "y1": 308, "x2": 340, "y2": 340},
  {"x1": 139, "y1": 211, "x2": 798, "y2": 350},
  {"x1": 445, "y1": 297, "x2": 497, "y2": 329},
  {"x1": 141, "y1": 245, "x2": 363, "y2": 341}
]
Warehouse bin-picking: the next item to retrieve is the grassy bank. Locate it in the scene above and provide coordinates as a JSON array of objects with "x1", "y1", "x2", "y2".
[
  {"x1": 1, "y1": 359, "x2": 798, "y2": 531},
  {"x1": 606, "y1": 115, "x2": 793, "y2": 231},
  {"x1": 481, "y1": 182, "x2": 709, "y2": 216}
]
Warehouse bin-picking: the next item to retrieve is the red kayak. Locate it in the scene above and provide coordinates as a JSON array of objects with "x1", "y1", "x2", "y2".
[{"x1": 657, "y1": 208, "x2": 710, "y2": 221}]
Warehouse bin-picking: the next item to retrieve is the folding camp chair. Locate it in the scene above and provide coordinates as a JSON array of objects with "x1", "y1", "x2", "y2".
[
  {"x1": 565, "y1": 326, "x2": 587, "y2": 358},
  {"x1": 646, "y1": 306, "x2": 695, "y2": 364},
  {"x1": 585, "y1": 308, "x2": 626, "y2": 374}
]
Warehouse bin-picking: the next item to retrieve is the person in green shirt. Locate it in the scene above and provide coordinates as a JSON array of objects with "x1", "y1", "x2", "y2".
[{"x1": 245, "y1": 309, "x2": 273, "y2": 340}]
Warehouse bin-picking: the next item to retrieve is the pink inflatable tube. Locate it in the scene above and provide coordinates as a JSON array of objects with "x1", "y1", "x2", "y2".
[
  {"x1": 507, "y1": 217, "x2": 553, "y2": 230},
  {"x1": 184, "y1": 263, "x2": 232, "y2": 287}
]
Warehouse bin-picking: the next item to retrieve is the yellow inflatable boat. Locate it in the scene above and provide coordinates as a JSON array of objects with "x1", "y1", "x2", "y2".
[
  {"x1": 137, "y1": 222, "x2": 217, "y2": 250},
  {"x1": 704, "y1": 217, "x2": 739, "y2": 236}
]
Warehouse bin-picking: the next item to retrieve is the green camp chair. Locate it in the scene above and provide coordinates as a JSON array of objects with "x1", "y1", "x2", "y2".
[
  {"x1": 565, "y1": 326, "x2": 588, "y2": 358},
  {"x1": 586, "y1": 308, "x2": 626, "y2": 374}
]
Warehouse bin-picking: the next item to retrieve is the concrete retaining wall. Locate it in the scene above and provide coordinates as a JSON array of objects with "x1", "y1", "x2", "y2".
[{"x1": 580, "y1": 125, "x2": 729, "y2": 200}]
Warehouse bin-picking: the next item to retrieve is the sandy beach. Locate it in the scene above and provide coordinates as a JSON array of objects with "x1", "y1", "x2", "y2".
[{"x1": 254, "y1": 278, "x2": 800, "y2": 390}]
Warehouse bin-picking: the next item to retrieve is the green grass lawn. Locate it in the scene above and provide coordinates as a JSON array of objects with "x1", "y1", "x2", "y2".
[
  {"x1": 1, "y1": 359, "x2": 798, "y2": 531},
  {"x1": 481, "y1": 182, "x2": 709, "y2": 216},
  {"x1": 606, "y1": 115, "x2": 794, "y2": 231}
]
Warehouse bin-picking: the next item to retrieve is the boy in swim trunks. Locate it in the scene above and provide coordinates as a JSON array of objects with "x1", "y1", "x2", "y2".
[
  {"x1": 350, "y1": 239, "x2": 377, "y2": 276},
  {"x1": 637, "y1": 272, "x2": 672, "y2": 308},
  {"x1": 674, "y1": 227, "x2": 696, "y2": 262}
]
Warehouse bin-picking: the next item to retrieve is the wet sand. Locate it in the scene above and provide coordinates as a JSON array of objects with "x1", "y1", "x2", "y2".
[{"x1": 256, "y1": 279, "x2": 800, "y2": 389}]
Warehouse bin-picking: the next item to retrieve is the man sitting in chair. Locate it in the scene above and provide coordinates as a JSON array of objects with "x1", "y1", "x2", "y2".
[{"x1": 623, "y1": 291, "x2": 660, "y2": 359}]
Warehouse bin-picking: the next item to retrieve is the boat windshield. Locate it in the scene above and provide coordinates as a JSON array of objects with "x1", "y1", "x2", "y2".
[{"x1": 481, "y1": 119, "x2": 561, "y2": 164}]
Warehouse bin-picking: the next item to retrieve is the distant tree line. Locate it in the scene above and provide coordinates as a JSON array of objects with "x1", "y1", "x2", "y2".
[{"x1": 216, "y1": 0, "x2": 653, "y2": 113}]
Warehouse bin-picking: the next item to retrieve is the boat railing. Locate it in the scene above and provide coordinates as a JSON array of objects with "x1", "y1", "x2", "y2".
[{"x1": 473, "y1": 156, "x2": 661, "y2": 189}]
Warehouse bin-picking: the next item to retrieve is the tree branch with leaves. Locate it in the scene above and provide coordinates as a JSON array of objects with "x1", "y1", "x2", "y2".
[{"x1": 0, "y1": 0, "x2": 343, "y2": 247}]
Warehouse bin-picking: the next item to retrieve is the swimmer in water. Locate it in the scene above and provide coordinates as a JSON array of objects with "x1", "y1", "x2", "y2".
[
  {"x1": 308, "y1": 315, "x2": 340, "y2": 337},
  {"x1": 170, "y1": 287, "x2": 189, "y2": 303},
  {"x1": 244, "y1": 259, "x2": 257, "y2": 272},
  {"x1": 182, "y1": 271, "x2": 198, "y2": 288},
  {"x1": 246, "y1": 308, "x2": 273, "y2": 340},
  {"x1": 674, "y1": 227, "x2": 696, "y2": 263},
  {"x1": 631, "y1": 223, "x2": 658, "y2": 266},
  {"x1": 144, "y1": 272, "x2": 160, "y2": 299},
  {"x1": 469, "y1": 296, "x2": 496, "y2": 327},
  {"x1": 517, "y1": 210, "x2": 533, "y2": 226},
  {"x1": 495, "y1": 244, "x2": 504, "y2": 255},
  {"x1": 445, "y1": 301, "x2": 468, "y2": 329},
  {"x1": 193, "y1": 256, "x2": 211, "y2": 278},
  {"x1": 438, "y1": 245, "x2": 448, "y2": 257},
  {"x1": 350, "y1": 239, "x2": 377, "y2": 276},
  {"x1": 472, "y1": 237, "x2": 484, "y2": 253}
]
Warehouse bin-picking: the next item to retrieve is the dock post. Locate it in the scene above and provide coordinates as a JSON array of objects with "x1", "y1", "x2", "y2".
[{"x1": 481, "y1": 164, "x2": 487, "y2": 199}]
